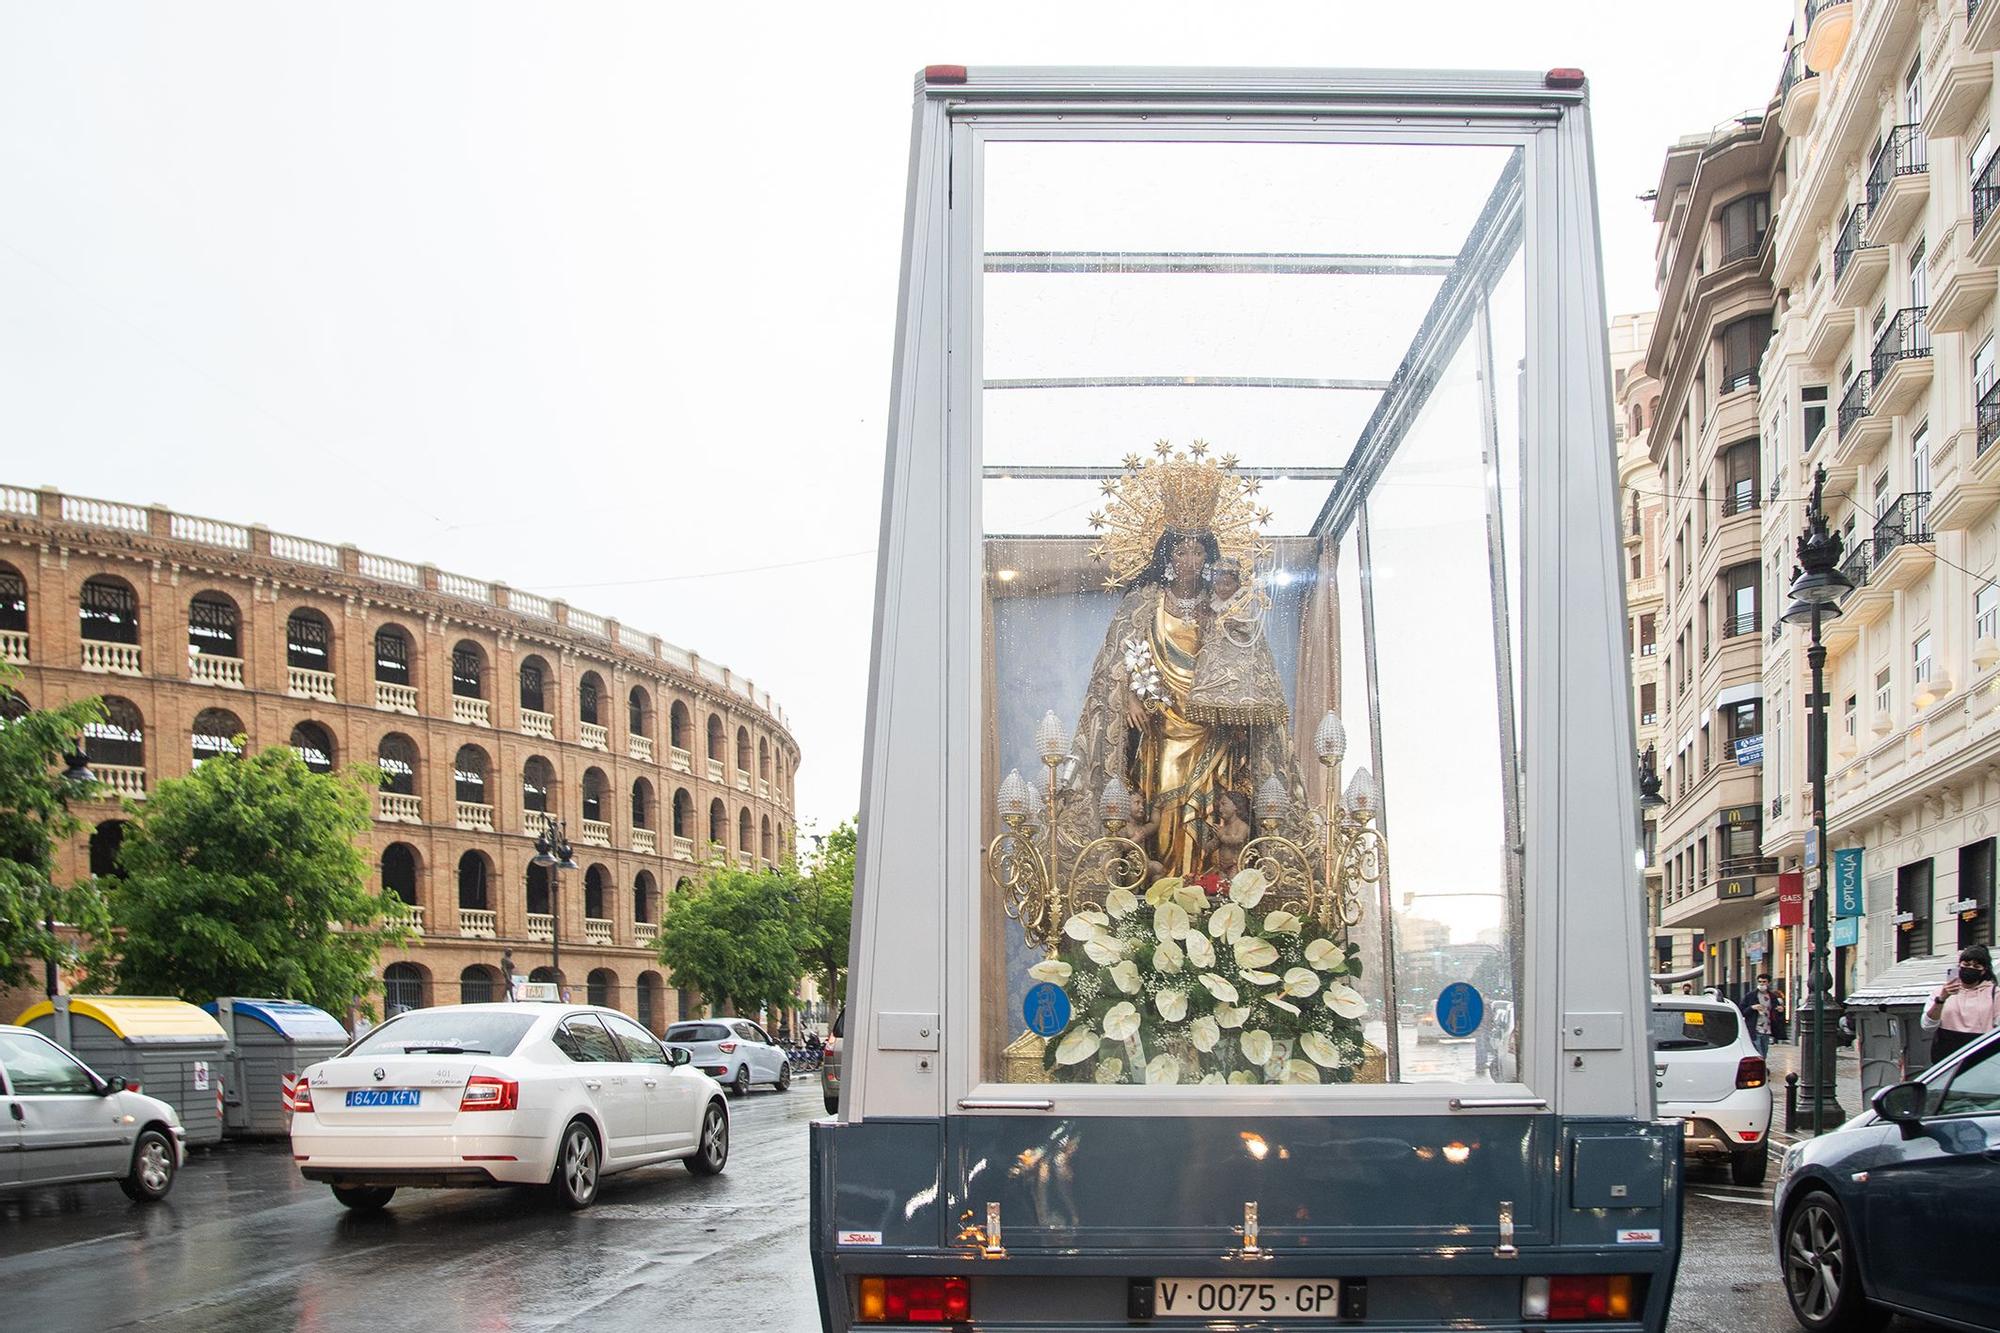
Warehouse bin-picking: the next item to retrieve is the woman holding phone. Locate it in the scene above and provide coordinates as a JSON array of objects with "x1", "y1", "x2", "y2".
[{"x1": 1921, "y1": 944, "x2": 2000, "y2": 1063}]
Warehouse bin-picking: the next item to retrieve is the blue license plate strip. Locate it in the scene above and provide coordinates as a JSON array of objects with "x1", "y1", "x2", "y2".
[{"x1": 345, "y1": 1089, "x2": 423, "y2": 1107}]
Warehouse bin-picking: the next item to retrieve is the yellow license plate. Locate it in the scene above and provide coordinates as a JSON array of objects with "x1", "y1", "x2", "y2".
[{"x1": 1154, "y1": 1278, "x2": 1341, "y2": 1318}]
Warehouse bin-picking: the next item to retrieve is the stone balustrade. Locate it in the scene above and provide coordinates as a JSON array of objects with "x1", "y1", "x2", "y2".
[
  {"x1": 580, "y1": 722, "x2": 608, "y2": 750},
  {"x1": 706, "y1": 758, "x2": 724, "y2": 783},
  {"x1": 378, "y1": 792, "x2": 421, "y2": 823},
  {"x1": 520, "y1": 708, "x2": 554, "y2": 739},
  {"x1": 0, "y1": 630, "x2": 25, "y2": 664},
  {"x1": 526, "y1": 913, "x2": 554, "y2": 941},
  {"x1": 581, "y1": 818, "x2": 612, "y2": 847},
  {"x1": 669, "y1": 746, "x2": 692, "y2": 774},
  {"x1": 288, "y1": 666, "x2": 337, "y2": 701},
  {"x1": 629, "y1": 734, "x2": 654, "y2": 762},
  {"x1": 96, "y1": 764, "x2": 147, "y2": 799},
  {"x1": 456, "y1": 801, "x2": 495, "y2": 832},
  {"x1": 584, "y1": 918, "x2": 613, "y2": 945},
  {"x1": 634, "y1": 921, "x2": 657, "y2": 945},
  {"x1": 375, "y1": 681, "x2": 418, "y2": 714},
  {"x1": 672, "y1": 835, "x2": 695, "y2": 861},
  {"x1": 393, "y1": 903, "x2": 426, "y2": 934},
  {"x1": 80, "y1": 641, "x2": 142, "y2": 675},
  {"x1": 524, "y1": 809, "x2": 557, "y2": 837},
  {"x1": 452, "y1": 695, "x2": 491, "y2": 727},
  {"x1": 189, "y1": 653, "x2": 244, "y2": 688},
  {"x1": 460, "y1": 908, "x2": 498, "y2": 938},
  {"x1": 632, "y1": 827, "x2": 658, "y2": 854}
]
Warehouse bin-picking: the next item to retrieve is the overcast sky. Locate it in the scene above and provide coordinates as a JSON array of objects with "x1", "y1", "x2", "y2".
[{"x1": 0, "y1": 1, "x2": 1791, "y2": 834}]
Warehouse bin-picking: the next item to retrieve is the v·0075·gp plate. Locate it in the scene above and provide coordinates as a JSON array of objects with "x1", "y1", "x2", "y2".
[{"x1": 1155, "y1": 1278, "x2": 1341, "y2": 1318}]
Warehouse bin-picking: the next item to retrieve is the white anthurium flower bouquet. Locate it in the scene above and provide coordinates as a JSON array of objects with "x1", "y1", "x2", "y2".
[{"x1": 1038, "y1": 869, "x2": 1370, "y2": 1085}]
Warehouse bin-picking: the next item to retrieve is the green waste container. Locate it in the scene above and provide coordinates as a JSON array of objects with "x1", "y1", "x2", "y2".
[
  {"x1": 203, "y1": 998, "x2": 352, "y2": 1137},
  {"x1": 14, "y1": 996, "x2": 231, "y2": 1147}
]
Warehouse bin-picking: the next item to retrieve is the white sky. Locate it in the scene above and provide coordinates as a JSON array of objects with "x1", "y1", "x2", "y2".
[{"x1": 0, "y1": 1, "x2": 1790, "y2": 834}]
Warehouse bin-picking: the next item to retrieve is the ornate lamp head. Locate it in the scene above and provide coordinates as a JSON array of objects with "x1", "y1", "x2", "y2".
[
  {"x1": 1343, "y1": 768, "x2": 1377, "y2": 816},
  {"x1": 1099, "y1": 776, "x2": 1132, "y2": 828},
  {"x1": 997, "y1": 769, "x2": 1034, "y2": 820},
  {"x1": 1313, "y1": 711, "x2": 1347, "y2": 766},
  {"x1": 1034, "y1": 711, "x2": 1072, "y2": 764},
  {"x1": 1256, "y1": 775, "x2": 1292, "y2": 828}
]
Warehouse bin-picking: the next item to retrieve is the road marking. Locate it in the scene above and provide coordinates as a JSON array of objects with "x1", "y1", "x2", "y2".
[
  {"x1": 1693, "y1": 1193, "x2": 1771, "y2": 1207},
  {"x1": 18, "y1": 1230, "x2": 138, "y2": 1256}
]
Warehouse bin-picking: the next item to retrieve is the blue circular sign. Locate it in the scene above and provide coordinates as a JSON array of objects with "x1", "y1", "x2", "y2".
[
  {"x1": 1023, "y1": 981, "x2": 1072, "y2": 1037},
  {"x1": 1435, "y1": 982, "x2": 1485, "y2": 1039}
]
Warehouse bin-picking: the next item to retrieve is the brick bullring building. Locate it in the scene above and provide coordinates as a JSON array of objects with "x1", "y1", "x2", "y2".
[{"x1": 0, "y1": 484, "x2": 799, "y2": 1032}]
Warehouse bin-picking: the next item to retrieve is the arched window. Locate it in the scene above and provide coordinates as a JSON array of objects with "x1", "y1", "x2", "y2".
[
  {"x1": 380, "y1": 843, "x2": 419, "y2": 905},
  {"x1": 188, "y1": 592, "x2": 241, "y2": 658},
  {"x1": 584, "y1": 865, "x2": 608, "y2": 920},
  {"x1": 519, "y1": 655, "x2": 548, "y2": 713},
  {"x1": 191, "y1": 708, "x2": 245, "y2": 766},
  {"x1": 579, "y1": 671, "x2": 603, "y2": 726},
  {"x1": 451, "y1": 640, "x2": 486, "y2": 698},
  {"x1": 457, "y1": 851, "x2": 490, "y2": 909},
  {"x1": 670, "y1": 700, "x2": 692, "y2": 749},
  {"x1": 739, "y1": 807, "x2": 753, "y2": 854},
  {"x1": 636, "y1": 971, "x2": 662, "y2": 1032},
  {"x1": 0, "y1": 561, "x2": 25, "y2": 634},
  {"x1": 290, "y1": 722, "x2": 335, "y2": 774},
  {"x1": 736, "y1": 726, "x2": 752, "y2": 772},
  {"x1": 634, "y1": 871, "x2": 657, "y2": 924},
  {"x1": 526, "y1": 862, "x2": 551, "y2": 915},
  {"x1": 628, "y1": 686, "x2": 651, "y2": 737},
  {"x1": 453, "y1": 744, "x2": 489, "y2": 805},
  {"x1": 582, "y1": 767, "x2": 607, "y2": 823},
  {"x1": 459, "y1": 964, "x2": 498, "y2": 1004},
  {"x1": 529, "y1": 965, "x2": 563, "y2": 987},
  {"x1": 79, "y1": 576, "x2": 139, "y2": 644},
  {"x1": 522, "y1": 755, "x2": 554, "y2": 814},
  {"x1": 285, "y1": 608, "x2": 332, "y2": 672},
  {"x1": 383, "y1": 962, "x2": 426, "y2": 1014},
  {"x1": 761, "y1": 814, "x2": 774, "y2": 862},
  {"x1": 673, "y1": 788, "x2": 694, "y2": 838},
  {"x1": 85, "y1": 697, "x2": 144, "y2": 769},
  {"x1": 759, "y1": 736, "x2": 770, "y2": 779},
  {"x1": 707, "y1": 713, "x2": 725, "y2": 761},
  {"x1": 631, "y1": 777, "x2": 654, "y2": 829},
  {"x1": 586, "y1": 968, "x2": 616, "y2": 1009},
  {"x1": 373, "y1": 625, "x2": 412, "y2": 684},
  {"x1": 377, "y1": 733, "x2": 418, "y2": 794},
  {"x1": 88, "y1": 820, "x2": 127, "y2": 879},
  {"x1": 709, "y1": 798, "x2": 728, "y2": 848}
]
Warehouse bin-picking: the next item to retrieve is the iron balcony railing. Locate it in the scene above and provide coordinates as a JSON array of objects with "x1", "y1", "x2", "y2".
[
  {"x1": 1839, "y1": 530, "x2": 1873, "y2": 592},
  {"x1": 1873, "y1": 490, "x2": 1934, "y2": 557},
  {"x1": 1977, "y1": 150, "x2": 2000, "y2": 236},
  {"x1": 1719, "y1": 855, "x2": 1780, "y2": 879},
  {"x1": 1833, "y1": 205, "x2": 1876, "y2": 285},
  {"x1": 1870, "y1": 306, "x2": 1931, "y2": 387},
  {"x1": 1722, "y1": 479, "x2": 1761, "y2": 517},
  {"x1": 1723, "y1": 609, "x2": 1762, "y2": 638},
  {"x1": 1779, "y1": 43, "x2": 1817, "y2": 101},
  {"x1": 1837, "y1": 373, "x2": 1871, "y2": 439},
  {"x1": 1978, "y1": 378, "x2": 2000, "y2": 458},
  {"x1": 1770, "y1": 616, "x2": 1785, "y2": 645},
  {"x1": 1866, "y1": 124, "x2": 1929, "y2": 217},
  {"x1": 1719, "y1": 365, "x2": 1761, "y2": 394}
]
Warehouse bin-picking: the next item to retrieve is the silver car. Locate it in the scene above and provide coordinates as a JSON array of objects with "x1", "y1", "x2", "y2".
[
  {"x1": 0, "y1": 1024, "x2": 187, "y2": 1201},
  {"x1": 663, "y1": 1019, "x2": 790, "y2": 1095}
]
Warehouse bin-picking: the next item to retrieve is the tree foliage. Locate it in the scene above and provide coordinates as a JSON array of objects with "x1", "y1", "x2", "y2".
[
  {"x1": 0, "y1": 665, "x2": 113, "y2": 989},
  {"x1": 655, "y1": 863, "x2": 810, "y2": 1017},
  {"x1": 106, "y1": 744, "x2": 404, "y2": 1015},
  {"x1": 799, "y1": 820, "x2": 856, "y2": 1008}
]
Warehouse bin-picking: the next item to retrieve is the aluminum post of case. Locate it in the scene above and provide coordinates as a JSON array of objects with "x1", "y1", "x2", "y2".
[
  {"x1": 984, "y1": 1201, "x2": 1006, "y2": 1257},
  {"x1": 1242, "y1": 1201, "x2": 1261, "y2": 1256},
  {"x1": 1495, "y1": 1200, "x2": 1518, "y2": 1258}
]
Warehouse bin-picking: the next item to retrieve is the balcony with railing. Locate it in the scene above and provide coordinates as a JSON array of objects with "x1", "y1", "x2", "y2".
[
  {"x1": 630, "y1": 734, "x2": 654, "y2": 762},
  {"x1": 1778, "y1": 42, "x2": 1821, "y2": 137},
  {"x1": 1832, "y1": 206, "x2": 1888, "y2": 308},
  {"x1": 635, "y1": 921, "x2": 658, "y2": 945},
  {"x1": 456, "y1": 801, "x2": 496, "y2": 832},
  {"x1": 1927, "y1": 7, "x2": 1996, "y2": 142},
  {"x1": 1720, "y1": 477, "x2": 1760, "y2": 519},
  {"x1": 633, "y1": 827, "x2": 658, "y2": 854},
  {"x1": 580, "y1": 818, "x2": 612, "y2": 847},
  {"x1": 1869, "y1": 491, "x2": 1935, "y2": 593},
  {"x1": 1868, "y1": 307, "x2": 1933, "y2": 417},
  {"x1": 459, "y1": 908, "x2": 497, "y2": 939},
  {"x1": 287, "y1": 666, "x2": 337, "y2": 702},
  {"x1": 96, "y1": 764, "x2": 147, "y2": 800},
  {"x1": 189, "y1": 653, "x2": 244, "y2": 688},
  {"x1": 1931, "y1": 202, "x2": 2000, "y2": 335},
  {"x1": 735, "y1": 769, "x2": 752, "y2": 793},
  {"x1": 527, "y1": 913, "x2": 554, "y2": 942},
  {"x1": 580, "y1": 721, "x2": 608, "y2": 751},
  {"x1": 452, "y1": 695, "x2": 491, "y2": 727},
  {"x1": 0, "y1": 630, "x2": 26, "y2": 665},
  {"x1": 1823, "y1": 536, "x2": 1872, "y2": 653},
  {"x1": 1982, "y1": 379, "x2": 2000, "y2": 460},
  {"x1": 1833, "y1": 373, "x2": 1890, "y2": 465},
  {"x1": 81, "y1": 641, "x2": 142, "y2": 675},
  {"x1": 1864, "y1": 125, "x2": 1929, "y2": 242},
  {"x1": 1973, "y1": 0, "x2": 2000, "y2": 55},
  {"x1": 520, "y1": 708, "x2": 555, "y2": 740},
  {"x1": 1976, "y1": 152, "x2": 2000, "y2": 275},
  {"x1": 390, "y1": 902, "x2": 425, "y2": 935},
  {"x1": 524, "y1": 809, "x2": 557, "y2": 837},
  {"x1": 706, "y1": 757, "x2": 724, "y2": 783},
  {"x1": 669, "y1": 745, "x2": 692, "y2": 774},
  {"x1": 584, "y1": 918, "x2": 613, "y2": 946},
  {"x1": 375, "y1": 680, "x2": 418, "y2": 714},
  {"x1": 1721, "y1": 609, "x2": 1762, "y2": 640},
  {"x1": 378, "y1": 792, "x2": 421, "y2": 823},
  {"x1": 671, "y1": 835, "x2": 695, "y2": 861}
]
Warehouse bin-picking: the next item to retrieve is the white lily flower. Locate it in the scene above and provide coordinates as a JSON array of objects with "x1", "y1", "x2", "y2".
[
  {"x1": 1323, "y1": 982, "x2": 1367, "y2": 1019},
  {"x1": 1228, "y1": 868, "x2": 1269, "y2": 908},
  {"x1": 1283, "y1": 1059, "x2": 1321, "y2": 1084},
  {"x1": 1214, "y1": 1004, "x2": 1250, "y2": 1030},
  {"x1": 1190, "y1": 1015, "x2": 1220, "y2": 1052},
  {"x1": 1173, "y1": 884, "x2": 1208, "y2": 916},
  {"x1": 1155, "y1": 989, "x2": 1188, "y2": 1022},
  {"x1": 1262, "y1": 910, "x2": 1302, "y2": 935},
  {"x1": 1228, "y1": 1070, "x2": 1260, "y2": 1085},
  {"x1": 1054, "y1": 1026, "x2": 1101, "y2": 1065},
  {"x1": 1208, "y1": 903, "x2": 1247, "y2": 942},
  {"x1": 1093, "y1": 1056, "x2": 1125, "y2": 1084},
  {"x1": 1109, "y1": 960, "x2": 1142, "y2": 994},
  {"x1": 1145, "y1": 1053, "x2": 1182, "y2": 1085},
  {"x1": 1154, "y1": 901, "x2": 1191, "y2": 942},
  {"x1": 1028, "y1": 959, "x2": 1073, "y2": 984},
  {"x1": 1084, "y1": 935, "x2": 1123, "y2": 967},
  {"x1": 1239, "y1": 969, "x2": 1279, "y2": 986},
  {"x1": 1283, "y1": 967, "x2": 1321, "y2": 998},
  {"x1": 1198, "y1": 972, "x2": 1239, "y2": 1003},
  {"x1": 1239, "y1": 1029, "x2": 1273, "y2": 1066},
  {"x1": 1199, "y1": 1072, "x2": 1225, "y2": 1085},
  {"x1": 1303, "y1": 938, "x2": 1343, "y2": 971},
  {"x1": 1063, "y1": 914, "x2": 1101, "y2": 941},
  {"x1": 1233, "y1": 936, "x2": 1280, "y2": 970},
  {"x1": 1264, "y1": 994, "x2": 1301, "y2": 1016},
  {"x1": 1184, "y1": 932, "x2": 1216, "y2": 968},
  {"x1": 1152, "y1": 939, "x2": 1185, "y2": 973},
  {"x1": 1105, "y1": 887, "x2": 1139, "y2": 919},
  {"x1": 1103, "y1": 1002, "x2": 1140, "y2": 1042},
  {"x1": 1300, "y1": 1031, "x2": 1344, "y2": 1069},
  {"x1": 1145, "y1": 877, "x2": 1184, "y2": 907}
]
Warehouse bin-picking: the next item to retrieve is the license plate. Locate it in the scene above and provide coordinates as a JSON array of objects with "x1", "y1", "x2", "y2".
[
  {"x1": 344, "y1": 1089, "x2": 422, "y2": 1108},
  {"x1": 1154, "y1": 1278, "x2": 1341, "y2": 1319}
]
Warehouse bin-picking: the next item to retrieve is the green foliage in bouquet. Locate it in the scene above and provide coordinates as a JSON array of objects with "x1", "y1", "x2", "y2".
[{"x1": 1039, "y1": 869, "x2": 1369, "y2": 1085}]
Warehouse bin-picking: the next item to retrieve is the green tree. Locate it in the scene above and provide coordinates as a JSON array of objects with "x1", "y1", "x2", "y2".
[
  {"x1": 798, "y1": 820, "x2": 855, "y2": 1009},
  {"x1": 108, "y1": 744, "x2": 404, "y2": 1014},
  {"x1": 0, "y1": 665, "x2": 113, "y2": 989},
  {"x1": 656, "y1": 862, "x2": 808, "y2": 1017}
]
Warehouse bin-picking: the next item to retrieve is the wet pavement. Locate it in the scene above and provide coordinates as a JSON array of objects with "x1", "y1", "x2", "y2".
[{"x1": 0, "y1": 1077, "x2": 1957, "y2": 1332}]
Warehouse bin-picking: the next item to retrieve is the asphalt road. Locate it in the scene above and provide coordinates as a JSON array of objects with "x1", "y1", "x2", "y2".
[{"x1": 0, "y1": 1087, "x2": 1957, "y2": 1333}]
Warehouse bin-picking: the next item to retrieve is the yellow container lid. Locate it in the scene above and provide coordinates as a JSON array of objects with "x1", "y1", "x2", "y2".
[{"x1": 14, "y1": 996, "x2": 228, "y2": 1041}]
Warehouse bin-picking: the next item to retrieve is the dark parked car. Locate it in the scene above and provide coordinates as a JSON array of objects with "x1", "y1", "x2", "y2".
[{"x1": 1772, "y1": 1026, "x2": 2000, "y2": 1332}]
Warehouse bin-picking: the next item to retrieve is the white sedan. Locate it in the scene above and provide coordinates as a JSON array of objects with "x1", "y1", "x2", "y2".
[{"x1": 290, "y1": 1002, "x2": 728, "y2": 1211}]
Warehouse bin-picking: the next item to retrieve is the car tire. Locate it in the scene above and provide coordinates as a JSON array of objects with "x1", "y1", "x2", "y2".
[
  {"x1": 732, "y1": 1065, "x2": 751, "y2": 1096},
  {"x1": 331, "y1": 1185, "x2": 396, "y2": 1212},
  {"x1": 118, "y1": 1128, "x2": 176, "y2": 1202},
  {"x1": 1731, "y1": 1145, "x2": 1769, "y2": 1187},
  {"x1": 550, "y1": 1118, "x2": 601, "y2": 1210},
  {"x1": 686, "y1": 1100, "x2": 729, "y2": 1176},
  {"x1": 1781, "y1": 1189, "x2": 1885, "y2": 1333},
  {"x1": 777, "y1": 1061, "x2": 791, "y2": 1092},
  {"x1": 824, "y1": 1083, "x2": 838, "y2": 1115}
]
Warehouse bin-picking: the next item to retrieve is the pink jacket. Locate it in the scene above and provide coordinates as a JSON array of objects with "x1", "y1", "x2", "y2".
[{"x1": 1923, "y1": 980, "x2": 2000, "y2": 1033}]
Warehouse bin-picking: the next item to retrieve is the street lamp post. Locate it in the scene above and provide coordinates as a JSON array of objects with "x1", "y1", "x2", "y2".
[
  {"x1": 532, "y1": 822, "x2": 579, "y2": 998},
  {"x1": 1781, "y1": 465, "x2": 1854, "y2": 1135}
]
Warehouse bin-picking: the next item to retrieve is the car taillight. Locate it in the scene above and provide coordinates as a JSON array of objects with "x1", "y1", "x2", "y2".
[
  {"x1": 857, "y1": 1276, "x2": 971, "y2": 1324},
  {"x1": 1522, "y1": 1275, "x2": 1635, "y2": 1321},
  {"x1": 459, "y1": 1077, "x2": 519, "y2": 1112},
  {"x1": 1736, "y1": 1056, "x2": 1768, "y2": 1089},
  {"x1": 290, "y1": 1078, "x2": 314, "y2": 1113},
  {"x1": 717, "y1": 1041, "x2": 737, "y2": 1054}
]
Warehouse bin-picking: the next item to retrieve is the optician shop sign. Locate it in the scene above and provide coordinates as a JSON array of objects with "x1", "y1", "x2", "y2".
[{"x1": 1833, "y1": 848, "x2": 1864, "y2": 919}]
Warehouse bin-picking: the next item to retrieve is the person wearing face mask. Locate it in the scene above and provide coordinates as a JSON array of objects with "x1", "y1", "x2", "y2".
[{"x1": 1920, "y1": 944, "x2": 1999, "y2": 1063}]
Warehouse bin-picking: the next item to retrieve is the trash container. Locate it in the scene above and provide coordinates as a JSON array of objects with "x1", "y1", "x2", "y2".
[
  {"x1": 202, "y1": 997, "x2": 351, "y2": 1137},
  {"x1": 13, "y1": 995, "x2": 231, "y2": 1147},
  {"x1": 1844, "y1": 953, "x2": 1956, "y2": 1104}
]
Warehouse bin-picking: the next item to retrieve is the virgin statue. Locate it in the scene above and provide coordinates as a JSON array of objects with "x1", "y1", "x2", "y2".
[{"x1": 1053, "y1": 444, "x2": 1316, "y2": 886}]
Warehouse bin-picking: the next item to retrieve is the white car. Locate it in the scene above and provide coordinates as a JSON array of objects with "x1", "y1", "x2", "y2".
[
  {"x1": 290, "y1": 1002, "x2": 728, "y2": 1211},
  {"x1": 0, "y1": 1024, "x2": 187, "y2": 1202},
  {"x1": 663, "y1": 1018, "x2": 790, "y2": 1095},
  {"x1": 1649, "y1": 994, "x2": 1773, "y2": 1185}
]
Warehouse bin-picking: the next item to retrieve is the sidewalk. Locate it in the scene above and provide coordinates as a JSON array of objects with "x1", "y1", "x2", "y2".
[{"x1": 1761, "y1": 1039, "x2": 1865, "y2": 1143}]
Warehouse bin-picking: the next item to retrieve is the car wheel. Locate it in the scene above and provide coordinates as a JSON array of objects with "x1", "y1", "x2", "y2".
[
  {"x1": 118, "y1": 1129, "x2": 176, "y2": 1202},
  {"x1": 1781, "y1": 1190, "x2": 1885, "y2": 1333},
  {"x1": 824, "y1": 1083, "x2": 839, "y2": 1115},
  {"x1": 1731, "y1": 1145, "x2": 1769, "y2": 1187},
  {"x1": 550, "y1": 1118, "x2": 601, "y2": 1210},
  {"x1": 331, "y1": 1185, "x2": 396, "y2": 1212},
  {"x1": 732, "y1": 1064, "x2": 751, "y2": 1096},
  {"x1": 777, "y1": 1061, "x2": 791, "y2": 1092},
  {"x1": 686, "y1": 1100, "x2": 729, "y2": 1176}
]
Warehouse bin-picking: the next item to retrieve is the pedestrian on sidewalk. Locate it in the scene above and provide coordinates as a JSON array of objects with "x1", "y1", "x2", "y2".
[
  {"x1": 1746, "y1": 972, "x2": 1777, "y2": 1058},
  {"x1": 1921, "y1": 944, "x2": 2000, "y2": 1063}
]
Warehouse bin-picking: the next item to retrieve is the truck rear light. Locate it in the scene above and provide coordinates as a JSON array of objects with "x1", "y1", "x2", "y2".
[
  {"x1": 856, "y1": 1275, "x2": 971, "y2": 1323},
  {"x1": 459, "y1": 1077, "x2": 519, "y2": 1112},
  {"x1": 290, "y1": 1078, "x2": 314, "y2": 1113},
  {"x1": 1522, "y1": 1275, "x2": 1634, "y2": 1321},
  {"x1": 1736, "y1": 1056, "x2": 1768, "y2": 1089},
  {"x1": 717, "y1": 1041, "x2": 738, "y2": 1054}
]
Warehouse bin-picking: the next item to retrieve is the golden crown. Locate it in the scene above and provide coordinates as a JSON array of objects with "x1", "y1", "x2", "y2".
[{"x1": 1087, "y1": 441, "x2": 1272, "y2": 589}]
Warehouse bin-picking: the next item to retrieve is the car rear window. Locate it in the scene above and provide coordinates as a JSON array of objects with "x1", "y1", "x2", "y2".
[
  {"x1": 666, "y1": 1023, "x2": 731, "y2": 1042},
  {"x1": 348, "y1": 1011, "x2": 538, "y2": 1057},
  {"x1": 1649, "y1": 1005, "x2": 1739, "y2": 1050}
]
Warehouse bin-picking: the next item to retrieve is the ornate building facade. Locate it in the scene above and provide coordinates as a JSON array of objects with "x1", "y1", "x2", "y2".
[{"x1": 0, "y1": 484, "x2": 800, "y2": 1032}]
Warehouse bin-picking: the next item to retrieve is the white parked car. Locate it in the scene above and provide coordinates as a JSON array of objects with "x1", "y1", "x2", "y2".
[
  {"x1": 663, "y1": 1018, "x2": 790, "y2": 1095},
  {"x1": 0, "y1": 1024, "x2": 187, "y2": 1202},
  {"x1": 290, "y1": 1002, "x2": 728, "y2": 1211},
  {"x1": 1649, "y1": 994, "x2": 1773, "y2": 1185}
]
